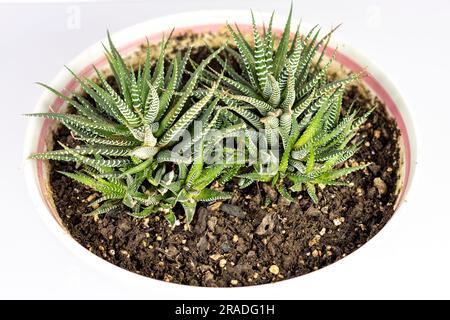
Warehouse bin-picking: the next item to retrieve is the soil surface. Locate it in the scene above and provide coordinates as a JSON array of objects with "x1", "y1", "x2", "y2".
[{"x1": 48, "y1": 36, "x2": 401, "y2": 287}]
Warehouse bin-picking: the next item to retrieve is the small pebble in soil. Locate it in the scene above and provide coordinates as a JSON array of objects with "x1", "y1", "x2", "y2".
[
  {"x1": 373, "y1": 130, "x2": 381, "y2": 139},
  {"x1": 357, "y1": 187, "x2": 364, "y2": 196},
  {"x1": 221, "y1": 242, "x2": 232, "y2": 253},
  {"x1": 232, "y1": 235, "x2": 239, "y2": 243},
  {"x1": 333, "y1": 218, "x2": 343, "y2": 226},
  {"x1": 207, "y1": 216, "x2": 218, "y2": 231},
  {"x1": 219, "y1": 259, "x2": 227, "y2": 268},
  {"x1": 164, "y1": 274, "x2": 174, "y2": 282},
  {"x1": 231, "y1": 279, "x2": 239, "y2": 286},
  {"x1": 319, "y1": 228, "x2": 327, "y2": 236},
  {"x1": 204, "y1": 271, "x2": 214, "y2": 283},
  {"x1": 156, "y1": 235, "x2": 162, "y2": 241},
  {"x1": 269, "y1": 265, "x2": 280, "y2": 275},
  {"x1": 210, "y1": 253, "x2": 221, "y2": 261},
  {"x1": 120, "y1": 250, "x2": 130, "y2": 258},
  {"x1": 208, "y1": 202, "x2": 222, "y2": 211},
  {"x1": 86, "y1": 194, "x2": 97, "y2": 202},
  {"x1": 373, "y1": 177, "x2": 387, "y2": 195},
  {"x1": 308, "y1": 235, "x2": 321, "y2": 247}
]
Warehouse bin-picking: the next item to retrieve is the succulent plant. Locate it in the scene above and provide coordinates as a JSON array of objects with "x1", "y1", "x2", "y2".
[
  {"x1": 197, "y1": 7, "x2": 372, "y2": 202},
  {"x1": 28, "y1": 33, "x2": 237, "y2": 225}
]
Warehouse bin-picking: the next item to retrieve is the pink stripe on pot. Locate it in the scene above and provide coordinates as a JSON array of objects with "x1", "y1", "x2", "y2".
[
  {"x1": 35, "y1": 24, "x2": 411, "y2": 225},
  {"x1": 325, "y1": 48, "x2": 411, "y2": 205}
]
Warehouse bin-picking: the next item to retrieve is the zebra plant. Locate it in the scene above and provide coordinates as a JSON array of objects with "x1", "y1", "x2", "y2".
[
  {"x1": 28, "y1": 32, "x2": 229, "y2": 223},
  {"x1": 235, "y1": 84, "x2": 373, "y2": 202},
  {"x1": 202, "y1": 7, "x2": 361, "y2": 143},
  {"x1": 199, "y1": 7, "x2": 371, "y2": 202}
]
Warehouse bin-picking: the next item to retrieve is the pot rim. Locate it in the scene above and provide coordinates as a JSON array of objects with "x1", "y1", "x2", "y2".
[{"x1": 23, "y1": 9, "x2": 417, "y2": 291}]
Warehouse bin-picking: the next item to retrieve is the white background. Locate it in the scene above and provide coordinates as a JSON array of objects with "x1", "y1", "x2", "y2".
[{"x1": 1, "y1": 0, "x2": 449, "y2": 299}]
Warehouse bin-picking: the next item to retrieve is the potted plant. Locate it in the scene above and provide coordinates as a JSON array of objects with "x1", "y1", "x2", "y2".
[{"x1": 24, "y1": 7, "x2": 416, "y2": 287}]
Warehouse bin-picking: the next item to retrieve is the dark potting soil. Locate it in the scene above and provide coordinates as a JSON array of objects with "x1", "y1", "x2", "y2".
[{"x1": 48, "y1": 40, "x2": 401, "y2": 287}]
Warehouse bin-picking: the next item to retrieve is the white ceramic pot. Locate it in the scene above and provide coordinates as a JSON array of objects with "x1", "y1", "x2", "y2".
[{"x1": 23, "y1": 10, "x2": 417, "y2": 294}]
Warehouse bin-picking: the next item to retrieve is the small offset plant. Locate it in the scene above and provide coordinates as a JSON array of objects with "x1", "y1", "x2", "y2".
[
  {"x1": 198, "y1": 7, "x2": 372, "y2": 202},
  {"x1": 29, "y1": 6, "x2": 373, "y2": 227}
]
